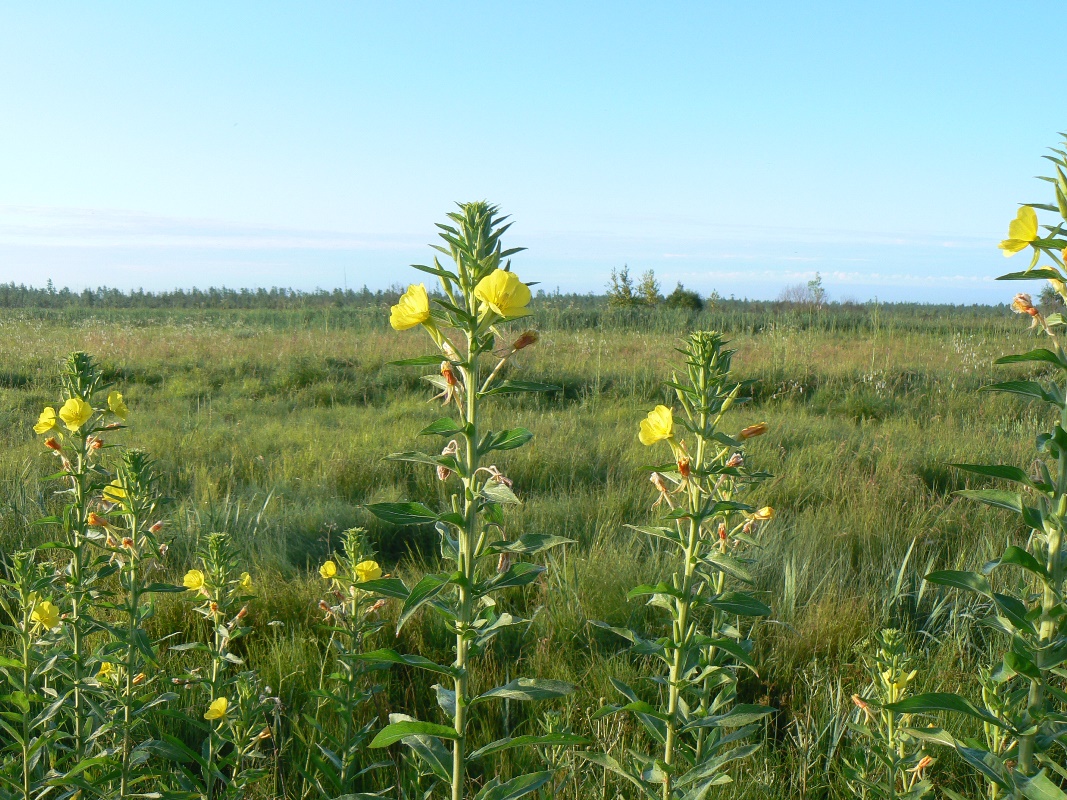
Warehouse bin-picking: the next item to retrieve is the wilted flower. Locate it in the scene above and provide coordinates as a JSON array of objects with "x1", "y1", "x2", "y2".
[
  {"x1": 851, "y1": 693, "x2": 875, "y2": 722},
  {"x1": 204, "y1": 697, "x2": 229, "y2": 720},
  {"x1": 59, "y1": 397, "x2": 93, "y2": 432},
  {"x1": 319, "y1": 560, "x2": 337, "y2": 580},
  {"x1": 725, "y1": 453, "x2": 744, "y2": 468},
  {"x1": 639, "y1": 405, "x2": 675, "y2": 446},
  {"x1": 497, "y1": 551, "x2": 513, "y2": 574},
  {"x1": 87, "y1": 512, "x2": 108, "y2": 528},
  {"x1": 44, "y1": 436, "x2": 61, "y2": 452},
  {"x1": 150, "y1": 521, "x2": 164, "y2": 534},
  {"x1": 1011, "y1": 293, "x2": 1052, "y2": 334},
  {"x1": 438, "y1": 440, "x2": 459, "y2": 481},
  {"x1": 434, "y1": 361, "x2": 461, "y2": 405},
  {"x1": 999, "y1": 205, "x2": 1039, "y2": 256},
  {"x1": 511, "y1": 330, "x2": 538, "y2": 351},
  {"x1": 474, "y1": 269, "x2": 532, "y2": 319},
  {"x1": 907, "y1": 755, "x2": 934, "y2": 780},
  {"x1": 389, "y1": 283, "x2": 431, "y2": 330},
  {"x1": 183, "y1": 569, "x2": 205, "y2": 591},
  {"x1": 650, "y1": 472, "x2": 675, "y2": 510}
]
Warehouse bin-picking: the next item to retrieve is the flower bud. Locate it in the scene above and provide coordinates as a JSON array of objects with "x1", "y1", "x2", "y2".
[
  {"x1": 44, "y1": 437, "x2": 62, "y2": 452},
  {"x1": 441, "y1": 360, "x2": 458, "y2": 386},
  {"x1": 718, "y1": 523, "x2": 727, "y2": 540},
  {"x1": 237, "y1": 606, "x2": 248, "y2": 619},
  {"x1": 150, "y1": 521, "x2": 164, "y2": 534},
  {"x1": 739, "y1": 422, "x2": 768, "y2": 440},
  {"x1": 132, "y1": 672, "x2": 146, "y2": 685},
  {"x1": 752, "y1": 506, "x2": 774, "y2": 521}
]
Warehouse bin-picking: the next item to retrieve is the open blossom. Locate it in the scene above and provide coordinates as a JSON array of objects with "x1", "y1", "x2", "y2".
[
  {"x1": 204, "y1": 697, "x2": 229, "y2": 720},
  {"x1": 34, "y1": 407, "x2": 57, "y2": 434},
  {"x1": 355, "y1": 560, "x2": 382, "y2": 582},
  {"x1": 104, "y1": 481, "x2": 127, "y2": 504},
  {"x1": 474, "y1": 269, "x2": 532, "y2": 319},
  {"x1": 389, "y1": 284, "x2": 431, "y2": 330},
  {"x1": 96, "y1": 661, "x2": 115, "y2": 680},
  {"x1": 239, "y1": 572, "x2": 253, "y2": 591},
  {"x1": 639, "y1": 405, "x2": 675, "y2": 446},
  {"x1": 59, "y1": 397, "x2": 93, "y2": 432},
  {"x1": 183, "y1": 569, "x2": 205, "y2": 591},
  {"x1": 31, "y1": 601, "x2": 61, "y2": 631},
  {"x1": 107, "y1": 391, "x2": 128, "y2": 420},
  {"x1": 999, "y1": 205, "x2": 1039, "y2": 256},
  {"x1": 751, "y1": 507, "x2": 775, "y2": 521},
  {"x1": 319, "y1": 560, "x2": 338, "y2": 579}
]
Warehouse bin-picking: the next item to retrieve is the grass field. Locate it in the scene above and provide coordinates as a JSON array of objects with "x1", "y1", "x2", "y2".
[{"x1": 0, "y1": 298, "x2": 1050, "y2": 797}]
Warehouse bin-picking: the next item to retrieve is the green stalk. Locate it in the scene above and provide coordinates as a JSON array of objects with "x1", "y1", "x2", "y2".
[
  {"x1": 21, "y1": 614, "x2": 32, "y2": 800},
  {"x1": 119, "y1": 508, "x2": 140, "y2": 799},
  {"x1": 69, "y1": 436, "x2": 89, "y2": 761}
]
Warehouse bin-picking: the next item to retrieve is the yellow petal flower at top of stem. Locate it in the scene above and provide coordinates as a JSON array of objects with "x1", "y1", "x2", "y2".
[
  {"x1": 239, "y1": 572, "x2": 253, "y2": 591},
  {"x1": 34, "y1": 407, "x2": 57, "y2": 434},
  {"x1": 998, "y1": 205, "x2": 1039, "y2": 256},
  {"x1": 355, "y1": 560, "x2": 382, "y2": 582},
  {"x1": 389, "y1": 284, "x2": 431, "y2": 330},
  {"x1": 58, "y1": 397, "x2": 93, "y2": 432},
  {"x1": 31, "y1": 600, "x2": 60, "y2": 630},
  {"x1": 474, "y1": 269, "x2": 532, "y2": 319},
  {"x1": 107, "y1": 391, "x2": 128, "y2": 420},
  {"x1": 638, "y1": 405, "x2": 674, "y2": 446},
  {"x1": 183, "y1": 569, "x2": 205, "y2": 591},
  {"x1": 104, "y1": 480, "x2": 127, "y2": 504},
  {"x1": 204, "y1": 697, "x2": 228, "y2": 720},
  {"x1": 319, "y1": 560, "x2": 337, "y2": 579}
]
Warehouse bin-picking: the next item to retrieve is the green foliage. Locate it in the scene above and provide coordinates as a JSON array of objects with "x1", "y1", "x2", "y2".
[{"x1": 663, "y1": 283, "x2": 703, "y2": 311}]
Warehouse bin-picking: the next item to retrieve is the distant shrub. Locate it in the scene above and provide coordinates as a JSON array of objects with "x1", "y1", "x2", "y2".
[{"x1": 664, "y1": 282, "x2": 703, "y2": 310}]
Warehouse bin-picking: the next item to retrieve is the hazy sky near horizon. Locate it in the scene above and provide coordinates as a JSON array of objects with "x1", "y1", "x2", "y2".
[{"x1": 1, "y1": 2, "x2": 1062, "y2": 303}]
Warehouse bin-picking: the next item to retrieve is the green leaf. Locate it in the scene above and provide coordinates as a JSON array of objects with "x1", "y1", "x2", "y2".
[
  {"x1": 956, "y1": 489, "x2": 1024, "y2": 514},
  {"x1": 1017, "y1": 770, "x2": 1067, "y2": 800},
  {"x1": 951, "y1": 463, "x2": 1040, "y2": 488},
  {"x1": 486, "y1": 533, "x2": 574, "y2": 555},
  {"x1": 397, "y1": 574, "x2": 450, "y2": 631},
  {"x1": 683, "y1": 704, "x2": 775, "y2": 730},
  {"x1": 886, "y1": 692, "x2": 1011, "y2": 730},
  {"x1": 473, "y1": 771, "x2": 554, "y2": 800},
  {"x1": 996, "y1": 268, "x2": 1067, "y2": 281},
  {"x1": 468, "y1": 733, "x2": 589, "y2": 761},
  {"x1": 363, "y1": 502, "x2": 438, "y2": 526},
  {"x1": 703, "y1": 552, "x2": 754, "y2": 584},
  {"x1": 473, "y1": 678, "x2": 575, "y2": 705},
  {"x1": 576, "y1": 752, "x2": 653, "y2": 795},
  {"x1": 479, "y1": 427, "x2": 534, "y2": 454},
  {"x1": 628, "y1": 582, "x2": 684, "y2": 601},
  {"x1": 981, "y1": 381, "x2": 1062, "y2": 407},
  {"x1": 356, "y1": 577, "x2": 410, "y2": 600},
  {"x1": 924, "y1": 570, "x2": 992, "y2": 596},
  {"x1": 994, "y1": 546, "x2": 1049, "y2": 580},
  {"x1": 369, "y1": 720, "x2": 459, "y2": 748},
  {"x1": 993, "y1": 592, "x2": 1037, "y2": 635},
  {"x1": 481, "y1": 480, "x2": 521, "y2": 505},
  {"x1": 995, "y1": 349, "x2": 1067, "y2": 369},
  {"x1": 356, "y1": 649, "x2": 457, "y2": 678},
  {"x1": 386, "y1": 451, "x2": 456, "y2": 469},
  {"x1": 389, "y1": 355, "x2": 446, "y2": 367},
  {"x1": 707, "y1": 591, "x2": 771, "y2": 617},
  {"x1": 481, "y1": 380, "x2": 560, "y2": 396},
  {"x1": 420, "y1": 418, "x2": 467, "y2": 437},
  {"x1": 481, "y1": 561, "x2": 544, "y2": 592}
]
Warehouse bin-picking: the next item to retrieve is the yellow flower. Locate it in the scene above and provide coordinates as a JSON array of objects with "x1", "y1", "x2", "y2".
[
  {"x1": 58, "y1": 397, "x2": 93, "y2": 432},
  {"x1": 96, "y1": 661, "x2": 115, "y2": 680},
  {"x1": 999, "y1": 205, "x2": 1039, "y2": 256},
  {"x1": 34, "y1": 407, "x2": 57, "y2": 435},
  {"x1": 474, "y1": 269, "x2": 532, "y2": 319},
  {"x1": 752, "y1": 507, "x2": 775, "y2": 521},
  {"x1": 355, "y1": 560, "x2": 382, "y2": 583},
  {"x1": 107, "y1": 391, "x2": 128, "y2": 420},
  {"x1": 389, "y1": 284, "x2": 431, "y2": 331},
  {"x1": 103, "y1": 481, "x2": 127, "y2": 504},
  {"x1": 239, "y1": 572, "x2": 253, "y2": 591},
  {"x1": 183, "y1": 569, "x2": 205, "y2": 591},
  {"x1": 31, "y1": 601, "x2": 60, "y2": 631},
  {"x1": 204, "y1": 697, "x2": 229, "y2": 720},
  {"x1": 319, "y1": 560, "x2": 338, "y2": 580},
  {"x1": 638, "y1": 405, "x2": 675, "y2": 446},
  {"x1": 739, "y1": 422, "x2": 768, "y2": 440}
]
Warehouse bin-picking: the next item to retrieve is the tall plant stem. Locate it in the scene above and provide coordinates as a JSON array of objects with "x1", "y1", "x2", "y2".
[
  {"x1": 453, "y1": 341, "x2": 480, "y2": 800},
  {"x1": 69, "y1": 441, "x2": 89, "y2": 760},
  {"x1": 119, "y1": 509, "x2": 140, "y2": 799}
]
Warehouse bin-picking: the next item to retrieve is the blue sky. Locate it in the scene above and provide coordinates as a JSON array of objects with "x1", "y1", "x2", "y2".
[{"x1": 0, "y1": 2, "x2": 1061, "y2": 303}]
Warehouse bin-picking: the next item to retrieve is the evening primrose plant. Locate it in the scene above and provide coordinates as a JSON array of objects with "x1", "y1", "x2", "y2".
[
  {"x1": 891, "y1": 136, "x2": 1067, "y2": 799},
  {"x1": 587, "y1": 331, "x2": 775, "y2": 800},
  {"x1": 363, "y1": 202, "x2": 582, "y2": 800}
]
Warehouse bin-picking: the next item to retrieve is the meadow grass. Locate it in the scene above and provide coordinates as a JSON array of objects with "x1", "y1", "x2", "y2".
[{"x1": 0, "y1": 300, "x2": 1044, "y2": 797}]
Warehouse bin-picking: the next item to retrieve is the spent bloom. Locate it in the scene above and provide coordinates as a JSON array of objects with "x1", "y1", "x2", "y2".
[
  {"x1": 355, "y1": 560, "x2": 382, "y2": 583},
  {"x1": 183, "y1": 569, "x2": 206, "y2": 591},
  {"x1": 389, "y1": 283, "x2": 431, "y2": 331},
  {"x1": 319, "y1": 560, "x2": 337, "y2": 580},
  {"x1": 204, "y1": 697, "x2": 229, "y2": 720},
  {"x1": 1011, "y1": 293, "x2": 1052, "y2": 334},
  {"x1": 511, "y1": 330, "x2": 539, "y2": 351},
  {"x1": 59, "y1": 397, "x2": 93, "y2": 432},
  {"x1": 639, "y1": 405, "x2": 675, "y2": 446},
  {"x1": 34, "y1": 407, "x2": 57, "y2": 435},
  {"x1": 474, "y1": 269, "x2": 532, "y2": 319},
  {"x1": 44, "y1": 437, "x2": 61, "y2": 453},
  {"x1": 107, "y1": 391, "x2": 128, "y2": 420},
  {"x1": 999, "y1": 205, "x2": 1039, "y2": 256}
]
